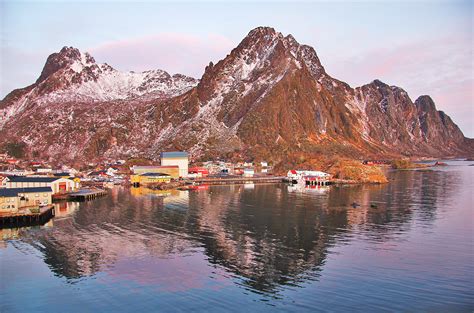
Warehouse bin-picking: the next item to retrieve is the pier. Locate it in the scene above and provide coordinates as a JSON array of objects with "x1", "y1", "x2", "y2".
[
  {"x1": 304, "y1": 176, "x2": 331, "y2": 186},
  {"x1": 0, "y1": 205, "x2": 55, "y2": 228},
  {"x1": 67, "y1": 189, "x2": 108, "y2": 201},
  {"x1": 191, "y1": 176, "x2": 286, "y2": 185}
]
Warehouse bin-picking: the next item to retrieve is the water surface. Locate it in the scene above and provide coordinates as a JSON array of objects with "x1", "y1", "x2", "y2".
[{"x1": 1, "y1": 161, "x2": 473, "y2": 312}]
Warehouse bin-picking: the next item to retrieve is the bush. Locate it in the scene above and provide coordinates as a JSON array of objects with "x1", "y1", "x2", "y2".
[
  {"x1": 29, "y1": 208, "x2": 40, "y2": 214},
  {"x1": 391, "y1": 159, "x2": 424, "y2": 169}
]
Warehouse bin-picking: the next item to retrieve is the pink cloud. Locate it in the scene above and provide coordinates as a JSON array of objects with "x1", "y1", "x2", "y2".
[
  {"x1": 88, "y1": 32, "x2": 236, "y2": 78},
  {"x1": 324, "y1": 34, "x2": 473, "y2": 137}
]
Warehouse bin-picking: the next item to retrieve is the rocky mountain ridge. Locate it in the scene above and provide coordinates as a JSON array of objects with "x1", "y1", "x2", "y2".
[{"x1": 1, "y1": 27, "x2": 471, "y2": 165}]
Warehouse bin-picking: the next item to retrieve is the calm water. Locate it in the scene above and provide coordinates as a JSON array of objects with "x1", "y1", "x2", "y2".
[{"x1": 1, "y1": 161, "x2": 473, "y2": 312}]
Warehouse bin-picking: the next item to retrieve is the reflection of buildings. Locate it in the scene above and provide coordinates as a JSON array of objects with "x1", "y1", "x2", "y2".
[
  {"x1": 16, "y1": 169, "x2": 454, "y2": 295},
  {"x1": 287, "y1": 184, "x2": 330, "y2": 194},
  {"x1": 1, "y1": 227, "x2": 21, "y2": 242},
  {"x1": 53, "y1": 201, "x2": 80, "y2": 218}
]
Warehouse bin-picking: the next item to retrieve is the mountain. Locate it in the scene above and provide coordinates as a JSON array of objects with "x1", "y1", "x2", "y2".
[{"x1": 0, "y1": 27, "x2": 472, "y2": 165}]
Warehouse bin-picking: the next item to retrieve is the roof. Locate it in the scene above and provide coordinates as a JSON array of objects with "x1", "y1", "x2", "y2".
[
  {"x1": 6, "y1": 176, "x2": 60, "y2": 183},
  {"x1": 188, "y1": 167, "x2": 209, "y2": 173},
  {"x1": 160, "y1": 151, "x2": 188, "y2": 158},
  {"x1": 88, "y1": 171, "x2": 106, "y2": 176},
  {"x1": 53, "y1": 172, "x2": 71, "y2": 176},
  {"x1": 140, "y1": 172, "x2": 171, "y2": 177},
  {"x1": 0, "y1": 187, "x2": 53, "y2": 197}
]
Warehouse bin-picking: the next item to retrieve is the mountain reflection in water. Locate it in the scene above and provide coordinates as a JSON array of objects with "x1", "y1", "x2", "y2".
[{"x1": 2, "y1": 164, "x2": 473, "y2": 312}]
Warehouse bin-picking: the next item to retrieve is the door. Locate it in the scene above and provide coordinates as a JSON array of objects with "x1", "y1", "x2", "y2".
[{"x1": 59, "y1": 182, "x2": 67, "y2": 192}]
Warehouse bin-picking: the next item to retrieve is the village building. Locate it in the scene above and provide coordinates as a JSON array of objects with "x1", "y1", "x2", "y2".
[
  {"x1": 160, "y1": 152, "x2": 189, "y2": 178},
  {"x1": 4, "y1": 176, "x2": 79, "y2": 194},
  {"x1": 243, "y1": 168, "x2": 255, "y2": 177},
  {"x1": 0, "y1": 170, "x2": 34, "y2": 176},
  {"x1": 130, "y1": 173, "x2": 171, "y2": 187},
  {"x1": 106, "y1": 167, "x2": 119, "y2": 176},
  {"x1": 87, "y1": 170, "x2": 108, "y2": 181},
  {"x1": 0, "y1": 187, "x2": 53, "y2": 213},
  {"x1": 188, "y1": 167, "x2": 209, "y2": 178},
  {"x1": 36, "y1": 168, "x2": 53, "y2": 174},
  {"x1": 287, "y1": 170, "x2": 331, "y2": 179},
  {"x1": 132, "y1": 165, "x2": 180, "y2": 179}
]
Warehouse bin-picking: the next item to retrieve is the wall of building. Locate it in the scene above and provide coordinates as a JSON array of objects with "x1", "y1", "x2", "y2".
[
  {"x1": 133, "y1": 166, "x2": 180, "y2": 179},
  {"x1": 18, "y1": 191, "x2": 52, "y2": 207},
  {"x1": 130, "y1": 175, "x2": 171, "y2": 185},
  {"x1": 7, "y1": 182, "x2": 49, "y2": 188},
  {"x1": 161, "y1": 157, "x2": 188, "y2": 177},
  {"x1": 51, "y1": 179, "x2": 77, "y2": 194},
  {"x1": 0, "y1": 197, "x2": 18, "y2": 213}
]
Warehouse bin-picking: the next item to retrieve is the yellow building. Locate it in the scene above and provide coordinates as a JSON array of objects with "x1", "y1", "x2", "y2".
[
  {"x1": 131, "y1": 172, "x2": 171, "y2": 187},
  {"x1": 0, "y1": 190, "x2": 18, "y2": 213},
  {"x1": 0, "y1": 187, "x2": 53, "y2": 213},
  {"x1": 132, "y1": 166, "x2": 180, "y2": 179}
]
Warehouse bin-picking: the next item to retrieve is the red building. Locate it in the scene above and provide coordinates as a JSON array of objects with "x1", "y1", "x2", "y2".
[{"x1": 188, "y1": 167, "x2": 209, "y2": 177}]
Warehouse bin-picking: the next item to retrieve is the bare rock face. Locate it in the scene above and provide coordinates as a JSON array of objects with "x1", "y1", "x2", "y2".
[{"x1": 0, "y1": 27, "x2": 472, "y2": 165}]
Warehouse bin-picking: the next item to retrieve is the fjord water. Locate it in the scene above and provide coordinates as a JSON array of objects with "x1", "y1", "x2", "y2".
[{"x1": 1, "y1": 162, "x2": 473, "y2": 312}]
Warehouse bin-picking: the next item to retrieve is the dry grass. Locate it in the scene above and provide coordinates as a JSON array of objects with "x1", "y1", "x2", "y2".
[
  {"x1": 274, "y1": 155, "x2": 388, "y2": 184},
  {"x1": 327, "y1": 159, "x2": 388, "y2": 184}
]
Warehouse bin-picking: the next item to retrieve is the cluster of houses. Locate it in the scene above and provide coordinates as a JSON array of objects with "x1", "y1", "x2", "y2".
[
  {"x1": 0, "y1": 149, "x2": 333, "y2": 205},
  {"x1": 130, "y1": 152, "x2": 273, "y2": 186}
]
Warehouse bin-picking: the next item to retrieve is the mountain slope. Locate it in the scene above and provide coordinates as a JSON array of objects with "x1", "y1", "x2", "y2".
[{"x1": 0, "y1": 27, "x2": 471, "y2": 164}]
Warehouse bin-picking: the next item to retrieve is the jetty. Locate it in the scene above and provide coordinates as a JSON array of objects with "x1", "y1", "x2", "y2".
[
  {"x1": 191, "y1": 176, "x2": 285, "y2": 185},
  {"x1": 0, "y1": 205, "x2": 55, "y2": 228},
  {"x1": 67, "y1": 189, "x2": 108, "y2": 201}
]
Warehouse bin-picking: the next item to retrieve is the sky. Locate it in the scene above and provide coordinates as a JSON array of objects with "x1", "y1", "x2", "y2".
[{"x1": 1, "y1": 0, "x2": 473, "y2": 137}]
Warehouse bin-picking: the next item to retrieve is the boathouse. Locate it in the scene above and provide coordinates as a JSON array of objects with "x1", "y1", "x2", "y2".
[
  {"x1": 160, "y1": 151, "x2": 189, "y2": 178},
  {"x1": 4, "y1": 176, "x2": 79, "y2": 194},
  {"x1": 287, "y1": 170, "x2": 331, "y2": 179}
]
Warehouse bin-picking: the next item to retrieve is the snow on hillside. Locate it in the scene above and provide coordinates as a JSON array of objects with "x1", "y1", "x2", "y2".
[{"x1": 41, "y1": 50, "x2": 198, "y2": 102}]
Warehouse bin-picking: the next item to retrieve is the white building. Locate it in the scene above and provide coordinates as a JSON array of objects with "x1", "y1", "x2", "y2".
[
  {"x1": 37, "y1": 168, "x2": 53, "y2": 174},
  {"x1": 106, "y1": 167, "x2": 119, "y2": 176},
  {"x1": 160, "y1": 152, "x2": 189, "y2": 178},
  {"x1": 243, "y1": 168, "x2": 255, "y2": 177},
  {"x1": 287, "y1": 170, "x2": 330, "y2": 179}
]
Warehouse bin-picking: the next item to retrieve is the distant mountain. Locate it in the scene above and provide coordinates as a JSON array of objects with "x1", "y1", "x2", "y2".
[{"x1": 0, "y1": 27, "x2": 471, "y2": 165}]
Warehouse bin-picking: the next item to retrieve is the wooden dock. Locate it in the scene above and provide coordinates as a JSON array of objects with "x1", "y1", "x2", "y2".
[
  {"x1": 67, "y1": 189, "x2": 108, "y2": 201},
  {"x1": 0, "y1": 205, "x2": 55, "y2": 228}
]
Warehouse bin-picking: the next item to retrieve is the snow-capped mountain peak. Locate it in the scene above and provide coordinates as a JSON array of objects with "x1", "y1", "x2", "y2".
[{"x1": 26, "y1": 46, "x2": 199, "y2": 103}]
